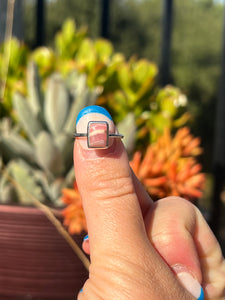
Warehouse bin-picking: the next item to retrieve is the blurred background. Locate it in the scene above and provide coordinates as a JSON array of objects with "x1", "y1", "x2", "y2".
[{"x1": 1, "y1": 0, "x2": 225, "y2": 253}]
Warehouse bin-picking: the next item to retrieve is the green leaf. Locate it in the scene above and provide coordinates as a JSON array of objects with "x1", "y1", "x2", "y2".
[
  {"x1": 76, "y1": 39, "x2": 96, "y2": 70},
  {"x1": 63, "y1": 73, "x2": 98, "y2": 133},
  {"x1": 54, "y1": 19, "x2": 77, "y2": 58},
  {"x1": 1, "y1": 133, "x2": 35, "y2": 163},
  {"x1": 95, "y1": 39, "x2": 113, "y2": 62},
  {"x1": 9, "y1": 161, "x2": 44, "y2": 205},
  {"x1": 35, "y1": 131, "x2": 64, "y2": 176},
  {"x1": 3, "y1": 38, "x2": 28, "y2": 76},
  {"x1": 27, "y1": 62, "x2": 43, "y2": 116},
  {"x1": 117, "y1": 63, "x2": 131, "y2": 89},
  {"x1": 150, "y1": 112, "x2": 171, "y2": 136},
  {"x1": 54, "y1": 133, "x2": 73, "y2": 171},
  {"x1": 160, "y1": 97, "x2": 177, "y2": 118},
  {"x1": 61, "y1": 19, "x2": 77, "y2": 43},
  {"x1": 13, "y1": 93, "x2": 43, "y2": 142},
  {"x1": 117, "y1": 113, "x2": 136, "y2": 155},
  {"x1": 31, "y1": 47, "x2": 55, "y2": 78},
  {"x1": 133, "y1": 60, "x2": 157, "y2": 85},
  {"x1": 44, "y1": 74, "x2": 69, "y2": 135}
]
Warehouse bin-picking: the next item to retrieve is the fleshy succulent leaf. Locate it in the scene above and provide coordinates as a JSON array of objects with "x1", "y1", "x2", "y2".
[
  {"x1": 27, "y1": 62, "x2": 43, "y2": 116},
  {"x1": 63, "y1": 73, "x2": 98, "y2": 134},
  {"x1": 35, "y1": 131, "x2": 64, "y2": 176},
  {"x1": 13, "y1": 93, "x2": 43, "y2": 141},
  {"x1": 94, "y1": 39, "x2": 113, "y2": 63},
  {"x1": 44, "y1": 74, "x2": 69, "y2": 135},
  {"x1": 0, "y1": 133, "x2": 35, "y2": 163},
  {"x1": 54, "y1": 133, "x2": 73, "y2": 171},
  {"x1": 117, "y1": 113, "x2": 136, "y2": 155},
  {"x1": 8, "y1": 160, "x2": 45, "y2": 204}
]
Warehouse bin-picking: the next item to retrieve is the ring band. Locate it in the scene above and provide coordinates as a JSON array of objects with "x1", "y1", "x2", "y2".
[{"x1": 74, "y1": 121, "x2": 124, "y2": 149}]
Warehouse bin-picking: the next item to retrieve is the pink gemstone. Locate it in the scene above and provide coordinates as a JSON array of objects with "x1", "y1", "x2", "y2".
[{"x1": 88, "y1": 122, "x2": 109, "y2": 148}]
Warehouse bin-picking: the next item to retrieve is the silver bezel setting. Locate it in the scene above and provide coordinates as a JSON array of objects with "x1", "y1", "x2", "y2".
[{"x1": 73, "y1": 121, "x2": 124, "y2": 149}]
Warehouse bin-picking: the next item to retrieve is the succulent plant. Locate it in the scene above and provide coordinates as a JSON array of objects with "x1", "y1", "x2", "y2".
[
  {"x1": 1, "y1": 19, "x2": 190, "y2": 156},
  {"x1": 0, "y1": 19, "x2": 191, "y2": 208},
  {"x1": 61, "y1": 181, "x2": 87, "y2": 235},
  {"x1": 0, "y1": 156, "x2": 17, "y2": 204},
  {"x1": 0, "y1": 62, "x2": 99, "y2": 205},
  {"x1": 33, "y1": 19, "x2": 189, "y2": 148},
  {"x1": 0, "y1": 38, "x2": 28, "y2": 117},
  {"x1": 129, "y1": 127, "x2": 205, "y2": 201}
]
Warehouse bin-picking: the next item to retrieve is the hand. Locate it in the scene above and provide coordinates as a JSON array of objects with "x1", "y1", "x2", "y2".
[{"x1": 74, "y1": 106, "x2": 225, "y2": 299}]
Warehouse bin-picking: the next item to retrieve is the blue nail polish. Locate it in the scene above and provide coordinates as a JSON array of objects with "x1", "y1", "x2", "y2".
[
  {"x1": 83, "y1": 234, "x2": 89, "y2": 241},
  {"x1": 198, "y1": 286, "x2": 204, "y2": 300},
  {"x1": 76, "y1": 105, "x2": 113, "y2": 124}
]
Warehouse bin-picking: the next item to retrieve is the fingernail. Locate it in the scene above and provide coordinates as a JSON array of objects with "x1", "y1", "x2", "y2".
[
  {"x1": 83, "y1": 234, "x2": 89, "y2": 242},
  {"x1": 75, "y1": 105, "x2": 116, "y2": 150},
  {"x1": 176, "y1": 272, "x2": 204, "y2": 300}
]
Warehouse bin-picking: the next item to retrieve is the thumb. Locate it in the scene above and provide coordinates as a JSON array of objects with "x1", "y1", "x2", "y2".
[{"x1": 73, "y1": 106, "x2": 147, "y2": 260}]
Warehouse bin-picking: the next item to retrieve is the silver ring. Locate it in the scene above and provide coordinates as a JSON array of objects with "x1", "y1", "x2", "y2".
[{"x1": 74, "y1": 121, "x2": 124, "y2": 149}]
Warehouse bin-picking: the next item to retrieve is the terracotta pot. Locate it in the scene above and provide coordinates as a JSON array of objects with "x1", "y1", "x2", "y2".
[{"x1": 0, "y1": 205, "x2": 88, "y2": 300}]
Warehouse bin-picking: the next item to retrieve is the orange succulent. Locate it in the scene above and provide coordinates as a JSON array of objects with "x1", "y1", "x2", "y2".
[
  {"x1": 61, "y1": 182, "x2": 87, "y2": 235},
  {"x1": 130, "y1": 127, "x2": 205, "y2": 201}
]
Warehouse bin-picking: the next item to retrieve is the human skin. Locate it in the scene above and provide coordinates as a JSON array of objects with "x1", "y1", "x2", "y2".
[{"x1": 74, "y1": 106, "x2": 225, "y2": 300}]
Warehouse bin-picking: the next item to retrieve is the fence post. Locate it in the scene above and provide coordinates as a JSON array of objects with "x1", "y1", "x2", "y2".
[
  {"x1": 211, "y1": 4, "x2": 225, "y2": 237},
  {"x1": 159, "y1": 0, "x2": 173, "y2": 86},
  {"x1": 0, "y1": 0, "x2": 24, "y2": 43},
  {"x1": 36, "y1": 0, "x2": 45, "y2": 47},
  {"x1": 100, "y1": 0, "x2": 110, "y2": 39}
]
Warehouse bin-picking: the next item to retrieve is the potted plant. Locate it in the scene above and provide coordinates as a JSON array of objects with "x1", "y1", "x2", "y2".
[{"x1": 0, "y1": 64, "x2": 98, "y2": 299}]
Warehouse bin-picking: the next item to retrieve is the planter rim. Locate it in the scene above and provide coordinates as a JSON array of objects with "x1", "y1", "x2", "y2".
[{"x1": 0, "y1": 204, "x2": 59, "y2": 215}]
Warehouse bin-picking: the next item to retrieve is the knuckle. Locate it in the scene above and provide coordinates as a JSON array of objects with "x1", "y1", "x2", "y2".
[
  {"x1": 85, "y1": 162, "x2": 135, "y2": 201},
  {"x1": 150, "y1": 229, "x2": 176, "y2": 246},
  {"x1": 90, "y1": 173, "x2": 135, "y2": 201}
]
